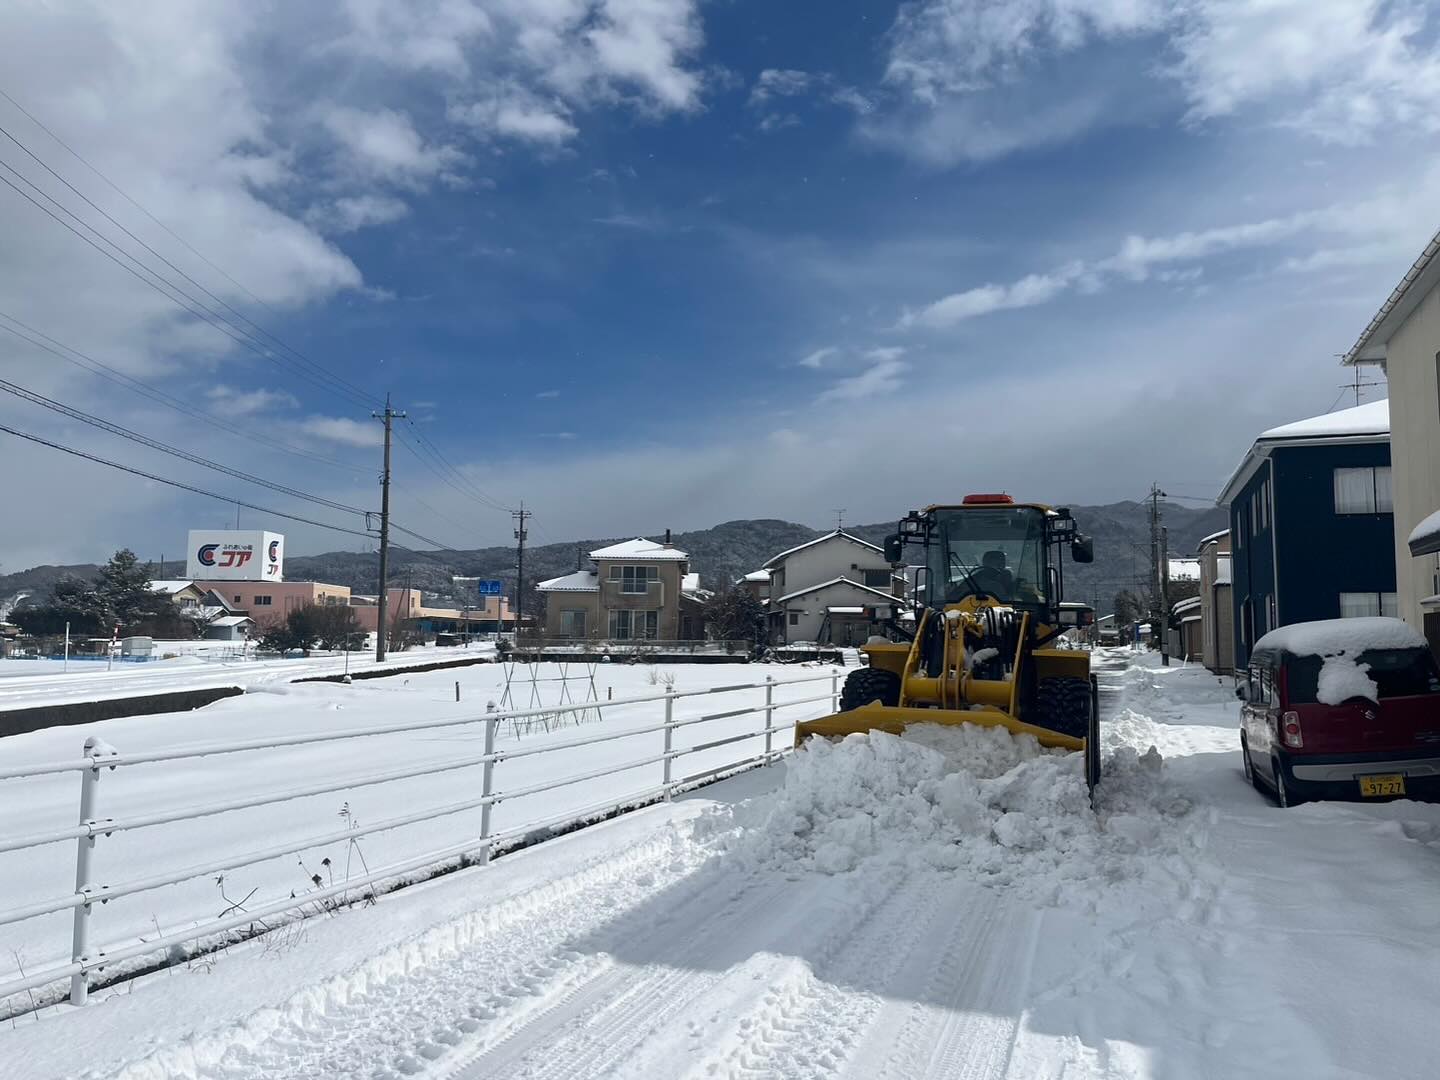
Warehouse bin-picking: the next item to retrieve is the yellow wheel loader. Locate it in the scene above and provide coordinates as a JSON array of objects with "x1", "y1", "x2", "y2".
[{"x1": 795, "y1": 494, "x2": 1103, "y2": 794}]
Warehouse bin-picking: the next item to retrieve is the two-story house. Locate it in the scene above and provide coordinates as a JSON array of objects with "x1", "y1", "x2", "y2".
[
  {"x1": 1195, "y1": 530, "x2": 1234, "y2": 674},
  {"x1": 537, "y1": 536, "x2": 704, "y2": 642},
  {"x1": 1342, "y1": 227, "x2": 1440, "y2": 653},
  {"x1": 1218, "y1": 399, "x2": 1394, "y2": 669},
  {"x1": 762, "y1": 530, "x2": 904, "y2": 645}
]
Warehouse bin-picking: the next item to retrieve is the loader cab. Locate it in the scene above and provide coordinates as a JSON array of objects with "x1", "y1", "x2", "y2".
[{"x1": 890, "y1": 495, "x2": 1092, "y2": 620}]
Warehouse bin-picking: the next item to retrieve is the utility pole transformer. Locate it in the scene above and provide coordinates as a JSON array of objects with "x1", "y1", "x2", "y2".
[
  {"x1": 373, "y1": 395, "x2": 407, "y2": 662},
  {"x1": 512, "y1": 503, "x2": 531, "y2": 642}
]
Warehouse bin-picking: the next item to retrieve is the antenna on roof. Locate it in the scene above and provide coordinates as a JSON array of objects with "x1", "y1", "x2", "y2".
[
  {"x1": 1340, "y1": 360, "x2": 1384, "y2": 407},
  {"x1": 832, "y1": 508, "x2": 846, "y2": 530}
]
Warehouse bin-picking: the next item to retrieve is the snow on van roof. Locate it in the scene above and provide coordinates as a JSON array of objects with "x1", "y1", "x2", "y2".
[
  {"x1": 1253, "y1": 616, "x2": 1424, "y2": 658},
  {"x1": 1258, "y1": 399, "x2": 1389, "y2": 441}
]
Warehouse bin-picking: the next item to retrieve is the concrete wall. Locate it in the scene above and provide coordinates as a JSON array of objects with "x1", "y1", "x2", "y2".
[
  {"x1": 195, "y1": 579, "x2": 351, "y2": 628},
  {"x1": 1383, "y1": 285, "x2": 1440, "y2": 630}
]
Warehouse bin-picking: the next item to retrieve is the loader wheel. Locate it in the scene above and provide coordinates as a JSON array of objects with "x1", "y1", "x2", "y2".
[
  {"x1": 839, "y1": 667, "x2": 901, "y2": 711},
  {"x1": 1036, "y1": 677, "x2": 1091, "y2": 739}
]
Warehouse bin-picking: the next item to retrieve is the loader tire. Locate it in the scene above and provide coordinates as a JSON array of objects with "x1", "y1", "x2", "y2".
[
  {"x1": 1036, "y1": 676, "x2": 1091, "y2": 739},
  {"x1": 839, "y1": 667, "x2": 901, "y2": 711}
]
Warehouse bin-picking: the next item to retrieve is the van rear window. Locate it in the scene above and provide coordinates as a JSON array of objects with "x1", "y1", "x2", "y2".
[{"x1": 1286, "y1": 648, "x2": 1440, "y2": 704}]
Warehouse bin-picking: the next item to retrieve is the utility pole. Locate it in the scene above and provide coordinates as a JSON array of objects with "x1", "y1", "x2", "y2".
[
  {"x1": 512, "y1": 502, "x2": 531, "y2": 642},
  {"x1": 1149, "y1": 484, "x2": 1167, "y2": 662},
  {"x1": 373, "y1": 395, "x2": 406, "y2": 662},
  {"x1": 1159, "y1": 524, "x2": 1171, "y2": 667}
]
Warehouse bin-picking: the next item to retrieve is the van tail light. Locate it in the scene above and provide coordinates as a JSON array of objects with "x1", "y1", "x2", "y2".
[{"x1": 1282, "y1": 711, "x2": 1303, "y2": 748}]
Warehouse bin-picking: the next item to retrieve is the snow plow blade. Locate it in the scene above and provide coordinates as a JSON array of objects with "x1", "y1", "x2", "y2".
[{"x1": 793, "y1": 702, "x2": 1085, "y2": 752}]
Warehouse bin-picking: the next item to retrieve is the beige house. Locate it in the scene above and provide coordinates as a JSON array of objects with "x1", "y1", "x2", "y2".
[
  {"x1": 762, "y1": 530, "x2": 905, "y2": 644},
  {"x1": 1196, "y1": 530, "x2": 1234, "y2": 674},
  {"x1": 1343, "y1": 228, "x2": 1440, "y2": 650},
  {"x1": 538, "y1": 537, "x2": 706, "y2": 642}
]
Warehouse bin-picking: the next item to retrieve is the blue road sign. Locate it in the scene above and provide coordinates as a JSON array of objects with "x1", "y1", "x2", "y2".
[{"x1": 478, "y1": 579, "x2": 503, "y2": 596}]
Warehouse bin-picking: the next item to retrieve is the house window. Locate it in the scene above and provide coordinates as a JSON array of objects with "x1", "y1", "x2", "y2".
[
  {"x1": 559, "y1": 609, "x2": 586, "y2": 637},
  {"x1": 1234, "y1": 508, "x2": 1245, "y2": 550},
  {"x1": 1340, "y1": 592, "x2": 1400, "y2": 619},
  {"x1": 789, "y1": 612, "x2": 800, "y2": 626},
  {"x1": 608, "y1": 609, "x2": 658, "y2": 640},
  {"x1": 253, "y1": 596, "x2": 272, "y2": 606},
  {"x1": 861, "y1": 569, "x2": 891, "y2": 588},
  {"x1": 1334, "y1": 467, "x2": 1393, "y2": 514},
  {"x1": 610, "y1": 565, "x2": 658, "y2": 594}
]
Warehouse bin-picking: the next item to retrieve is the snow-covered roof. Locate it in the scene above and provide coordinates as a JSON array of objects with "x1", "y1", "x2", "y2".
[
  {"x1": 1172, "y1": 596, "x2": 1202, "y2": 614},
  {"x1": 1259, "y1": 399, "x2": 1389, "y2": 441},
  {"x1": 1196, "y1": 529, "x2": 1229, "y2": 551},
  {"x1": 536, "y1": 570, "x2": 600, "y2": 593},
  {"x1": 150, "y1": 580, "x2": 197, "y2": 595},
  {"x1": 773, "y1": 575, "x2": 903, "y2": 606},
  {"x1": 1214, "y1": 554, "x2": 1232, "y2": 586},
  {"x1": 763, "y1": 530, "x2": 883, "y2": 569},
  {"x1": 1181, "y1": 615, "x2": 1202, "y2": 625},
  {"x1": 741, "y1": 569, "x2": 770, "y2": 582},
  {"x1": 681, "y1": 572, "x2": 701, "y2": 594},
  {"x1": 1253, "y1": 616, "x2": 1425, "y2": 657},
  {"x1": 209, "y1": 615, "x2": 253, "y2": 628},
  {"x1": 827, "y1": 606, "x2": 865, "y2": 614},
  {"x1": 588, "y1": 538, "x2": 689, "y2": 561},
  {"x1": 1407, "y1": 508, "x2": 1440, "y2": 557},
  {"x1": 1168, "y1": 558, "x2": 1200, "y2": 582},
  {"x1": 1218, "y1": 400, "x2": 1390, "y2": 506}
]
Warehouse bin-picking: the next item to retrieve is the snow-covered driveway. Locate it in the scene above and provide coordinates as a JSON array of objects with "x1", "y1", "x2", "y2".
[{"x1": 4, "y1": 651, "x2": 1439, "y2": 1080}]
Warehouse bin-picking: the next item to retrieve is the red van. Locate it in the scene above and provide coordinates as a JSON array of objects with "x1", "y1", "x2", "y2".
[{"x1": 1239, "y1": 617, "x2": 1440, "y2": 806}]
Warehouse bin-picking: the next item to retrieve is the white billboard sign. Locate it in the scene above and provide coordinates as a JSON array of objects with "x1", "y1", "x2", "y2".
[{"x1": 185, "y1": 530, "x2": 284, "y2": 582}]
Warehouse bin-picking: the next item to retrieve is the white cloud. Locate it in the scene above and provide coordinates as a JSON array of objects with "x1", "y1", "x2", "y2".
[
  {"x1": 758, "y1": 112, "x2": 800, "y2": 133},
  {"x1": 450, "y1": 86, "x2": 578, "y2": 145},
  {"x1": 536, "y1": 389, "x2": 562, "y2": 399},
  {"x1": 749, "y1": 69, "x2": 813, "y2": 105},
  {"x1": 320, "y1": 106, "x2": 465, "y2": 185},
  {"x1": 301, "y1": 416, "x2": 384, "y2": 448},
  {"x1": 306, "y1": 194, "x2": 411, "y2": 234},
  {"x1": 538, "y1": 431, "x2": 578, "y2": 439},
  {"x1": 864, "y1": 346, "x2": 906, "y2": 362},
  {"x1": 798, "y1": 346, "x2": 837, "y2": 369},
  {"x1": 205, "y1": 386, "x2": 301, "y2": 415},
  {"x1": 901, "y1": 265, "x2": 1083, "y2": 329},
  {"x1": 818, "y1": 358, "x2": 909, "y2": 402},
  {"x1": 871, "y1": 0, "x2": 1440, "y2": 163}
]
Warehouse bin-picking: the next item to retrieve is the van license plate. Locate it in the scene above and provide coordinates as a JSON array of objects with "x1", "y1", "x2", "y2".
[{"x1": 1358, "y1": 774, "x2": 1406, "y2": 797}]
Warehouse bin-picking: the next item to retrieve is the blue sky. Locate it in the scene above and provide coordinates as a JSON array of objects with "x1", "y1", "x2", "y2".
[{"x1": 1, "y1": 1, "x2": 1438, "y2": 567}]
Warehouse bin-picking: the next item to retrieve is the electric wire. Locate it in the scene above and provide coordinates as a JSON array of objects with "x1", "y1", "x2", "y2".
[
  {"x1": 0, "y1": 375, "x2": 369, "y2": 517},
  {"x1": 401, "y1": 420, "x2": 513, "y2": 511},
  {"x1": 0, "y1": 422, "x2": 372, "y2": 539},
  {"x1": 0, "y1": 166, "x2": 375, "y2": 411},
  {"x1": 395, "y1": 421, "x2": 513, "y2": 513},
  {"x1": 0, "y1": 119, "x2": 380, "y2": 411},
  {"x1": 0, "y1": 312, "x2": 371, "y2": 475}
]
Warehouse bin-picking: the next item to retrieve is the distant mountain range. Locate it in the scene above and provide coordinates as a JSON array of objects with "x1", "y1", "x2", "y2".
[{"x1": 1, "y1": 500, "x2": 1225, "y2": 618}]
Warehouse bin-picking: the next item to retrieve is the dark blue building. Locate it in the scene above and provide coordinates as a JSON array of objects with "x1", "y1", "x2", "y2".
[{"x1": 1218, "y1": 400, "x2": 1394, "y2": 669}]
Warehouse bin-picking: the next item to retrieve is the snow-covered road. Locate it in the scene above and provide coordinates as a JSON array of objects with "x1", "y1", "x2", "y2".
[{"x1": 4, "y1": 650, "x2": 1439, "y2": 1080}]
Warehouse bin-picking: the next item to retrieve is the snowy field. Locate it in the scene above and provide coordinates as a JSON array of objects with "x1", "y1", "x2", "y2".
[
  {"x1": 0, "y1": 659, "x2": 841, "y2": 1007},
  {"x1": 0, "y1": 644, "x2": 494, "y2": 708},
  {"x1": 3, "y1": 651, "x2": 1440, "y2": 1079}
]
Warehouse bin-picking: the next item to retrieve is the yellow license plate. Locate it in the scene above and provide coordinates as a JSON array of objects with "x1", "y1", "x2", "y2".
[{"x1": 1358, "y1": 774, "x2": 1406, "y2": 797}]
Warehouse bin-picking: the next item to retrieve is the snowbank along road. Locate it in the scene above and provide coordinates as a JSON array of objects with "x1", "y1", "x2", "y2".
[{"x1": 4, "y1": 650, "x2": 1439, "y2": 1079}]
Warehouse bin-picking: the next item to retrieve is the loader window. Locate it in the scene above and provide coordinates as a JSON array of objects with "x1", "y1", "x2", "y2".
[{"x1": 931, "y1": 507, "x2": 1049, "y2": 609}]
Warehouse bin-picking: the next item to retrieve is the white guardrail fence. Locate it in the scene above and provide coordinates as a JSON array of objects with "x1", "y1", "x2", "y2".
[{"x1": 0, "y1": 671, "x2": 840, "y2": 1012}]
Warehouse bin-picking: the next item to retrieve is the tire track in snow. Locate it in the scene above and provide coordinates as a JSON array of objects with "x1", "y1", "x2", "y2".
[
  {"x1": 113, "y1": 829, "x2": 704, "y2": 1080},
  {"x1": 679, "y1": 870, "x2": 953, "y2": 1080},
  {"x1": 843, "y1": 885, "x2": 1039, "y2": 1080}
]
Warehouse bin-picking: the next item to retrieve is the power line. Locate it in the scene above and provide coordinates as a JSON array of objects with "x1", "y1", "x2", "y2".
[
  {"x1": 0, "y1": 375, "x2": 369, "y2": 516},
  {"x1": 396, "y1": 419, "x2": 513, "y2": 513},
  {"x1": 0, "y1": 421, "x2": 372, "y2": 538},
  {"x1": 0, "y1": 118, "x2": 380, "y2": 411},
  {"x1": 0, "y1": 311, "x2": 371, "y2": 475},
  {"x1": 0, "y1": 165, "x2": 375, "y2": 411}
]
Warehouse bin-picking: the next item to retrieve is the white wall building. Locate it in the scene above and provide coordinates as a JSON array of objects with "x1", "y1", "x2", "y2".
[
  {"x1": 1343, "y1": 228, "x2": 1440, "y2": 649},
  {"x1": 762, "y1": 530, "x2": 902, "y2": 644}
]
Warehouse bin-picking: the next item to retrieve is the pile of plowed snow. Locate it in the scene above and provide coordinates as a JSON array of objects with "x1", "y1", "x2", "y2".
[{"x1": 698, "y1": 722, "x2": 1193, "y2": 907}]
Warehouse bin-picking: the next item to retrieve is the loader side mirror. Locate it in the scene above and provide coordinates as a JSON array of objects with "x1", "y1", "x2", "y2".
[
  {"x1": 1071, "y1": 535, "x2": 1094, "y2": 563},
  {"x1": 884, "y1": 533, "x2": 904, "y2": 564}
]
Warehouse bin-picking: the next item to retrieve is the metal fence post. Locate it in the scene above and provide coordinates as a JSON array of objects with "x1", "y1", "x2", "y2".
[
  {"x1": 763, "y1": 675, "x2": 775, "y2": 758},
  {"x1": 478, "y1": 706, "x2": 498, "y2": 865},
  {"x1": 70, "y1": 736, "x2": 115, "y2": 1006},
  {"x1": 831, "y1": 670, "x2": 840, "y2": 712},
  {"x1": 662, "y1": 688, "x2": 676, "y2": 801}
]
